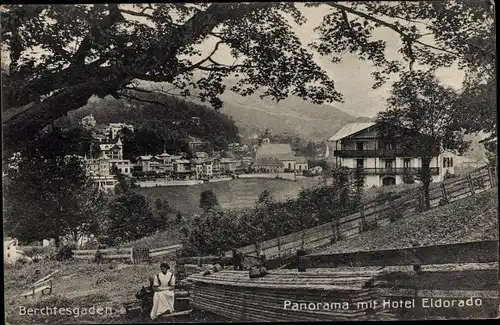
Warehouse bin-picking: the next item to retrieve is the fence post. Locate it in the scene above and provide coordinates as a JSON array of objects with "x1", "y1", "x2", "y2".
[
  {"x1": 360, "y1": 205, "x2": 366, "y2": 229},
  {"x1": 301, "y1": 230, "x2": 305, "y2": 250},
  {"x1": 330, "y1": 220, "x2": 336, "y2": 244},
  {"x1": 296, "y1": 249, "x2": 306, "y2": 272},
  {"x1": 488, "y1": 167, "x2": 497, "y2": 187},
  {"x1": 467, "y1": 175, "x2": 475, "y2": 195},
  {"x1": 440, "y1": 183, "x2": 449, "y2": 204},
  {"x1": 130, "y1": 247, "x2": 135, "y2": 264},
  {"x1": 411, "y1": 243, "x2": 422, "y2": 272},
  {"x1": 277, "y1": 235, "x2": 281, "y2": 262}
]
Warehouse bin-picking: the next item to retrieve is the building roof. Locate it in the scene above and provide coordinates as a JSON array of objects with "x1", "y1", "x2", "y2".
[
  {"x1": 191, "y1": 158, "x2": 211, "y2": 165},
  {"x1": 295, "y1": 156, "x2": 308, "y2": 164},
  {"x1": 256, "y1": 144, "x2": 294, "y2": 160},
  {"x1": 115, "y1": 138, "x2": 123, "y2": 146},
  {"x1": 220, "y1": 158, "x2": 237, "y2": 163},
  {"x1": 328, "y1": 122, "x2": 376, "y2": 142},
  {"x1": 138, "y1": 155, "x2": 153, "y2": 160},
  {"x1": 253, "y1": 158, "x2": 284, "y2": 167},
  {"x1": 99, "y1": 144, "x2": 113, "y2": 151},
  {"x1": 194, "y1": 151, "x2": 209, "y2": 158},
  {"x1": 174, "y1": 159, "x2": 190, "y2": 164},
  {"x1": 158, "y1": 152, "x2": 171, "y2": 157}
]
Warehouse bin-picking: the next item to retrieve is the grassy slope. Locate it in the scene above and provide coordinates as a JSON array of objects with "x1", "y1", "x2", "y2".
[
  {"x1": 126, "y1": 179, "x2": 436, "y2": 250},
  {"x1": 317, "y1": 188, "x2": 498, "y2": 254},
  {"x1": 134, "y1": 178, "x2": 323, "y2": 215}
]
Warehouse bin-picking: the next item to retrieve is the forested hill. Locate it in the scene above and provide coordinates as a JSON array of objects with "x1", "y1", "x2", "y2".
[{"x1": 61, "y1": 90, "x2": 239, "y2": 158}]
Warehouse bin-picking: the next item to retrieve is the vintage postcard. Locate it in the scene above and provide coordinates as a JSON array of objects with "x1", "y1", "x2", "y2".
[{"x1": 2, "y1": 2, "x2": 498, "y2": 323}]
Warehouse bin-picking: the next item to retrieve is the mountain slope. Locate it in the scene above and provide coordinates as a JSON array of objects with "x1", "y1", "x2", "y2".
[{"x1": 217, "y1": 79, "x2": 372, "y2": 141}]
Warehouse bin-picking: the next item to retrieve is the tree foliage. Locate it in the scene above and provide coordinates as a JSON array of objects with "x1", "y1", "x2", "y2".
[
  {"x1": 3, "y1": 147, "x2": 102, "y2": 246},
  {"x1": 199, "y1": 190, "x2": 219, "y2": 213},
  {"x1": 377, "y1": 70, "x2": 469, "y2": 209},
  {"x1": 2, "y1": 2, "x2": 494, "y2": 153},
  {"x1": 185, "y1": 167, "x2": 360, "y2": 255},
  {"x1": 100, "y1": 191, "x2": 165, "y2": 245}
]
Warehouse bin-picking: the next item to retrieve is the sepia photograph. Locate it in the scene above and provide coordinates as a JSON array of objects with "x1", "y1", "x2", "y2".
[{"x1": 2, "y1": 1, "x2": 498, "y2": 323}]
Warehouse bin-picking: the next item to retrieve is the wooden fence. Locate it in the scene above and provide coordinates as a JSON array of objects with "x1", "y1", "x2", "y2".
[
  {"x1": 226, "y1": 166, "x2": 497, "y2": 267},
  {"x1": 72, "y1": 244, "x2": 182, "y2": 263}
]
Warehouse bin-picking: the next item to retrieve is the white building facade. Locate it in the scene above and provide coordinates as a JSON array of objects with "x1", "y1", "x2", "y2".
[{"x1": 328, "y1": 122, "x2": 453, "y2": 187}]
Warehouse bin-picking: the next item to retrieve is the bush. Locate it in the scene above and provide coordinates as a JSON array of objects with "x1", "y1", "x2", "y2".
[
  {"x1": 402, "y1": 168, "x2": 415, "y2": 184},
  {"x1": 55, "y1": 245, "x2": 75, "y2": 261}
]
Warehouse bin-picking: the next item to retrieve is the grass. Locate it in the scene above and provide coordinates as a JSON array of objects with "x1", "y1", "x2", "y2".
[
  {"x1": 317, "y1": 187, "x2": 498, "y2": 254},
  {"x1": 4, "y1": 259, "x2": 158, "y2": 324},
  {"x1": 134, "y1": 177, "x2": 322, "y2": 215}
]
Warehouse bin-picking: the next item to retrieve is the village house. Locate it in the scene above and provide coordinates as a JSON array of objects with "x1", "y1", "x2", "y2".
[
  {"x1": 191, "y1": 158, "x2": 213, "y2": 179},
  {"x1": 173, "y1": 159, "x2": 193, "y2": 179},
  {"x1": 85, "y1": 152, "x2": 120, "y2": 193},
  {"x1": 254, "y1": 130, "x2": 309, "y2": 174},
  {"x1": 105, "y1": 122, "x2": 134, "y2": 141},
  {"x1": 327, "y1": 122, "x2": 456, "y2": 187},
  {"x1": 219, "y1": 158, "x2": 239, "y2": 173},
  {"x1": 253, "y1": 158, "x2": 285, "y2": 173}
]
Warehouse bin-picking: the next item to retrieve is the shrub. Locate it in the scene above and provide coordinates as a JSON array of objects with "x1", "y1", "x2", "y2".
[
  {"x1": 55, "y1": 245, "x2": 75, "y2": 261},
  {"x1": 402, "y1": 168, "x2": 415, "y2": 184}
]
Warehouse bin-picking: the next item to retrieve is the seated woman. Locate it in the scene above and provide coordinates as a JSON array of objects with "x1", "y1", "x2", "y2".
[{"x1": 150, "y1": 262, "x2": 175, "y2": 320}]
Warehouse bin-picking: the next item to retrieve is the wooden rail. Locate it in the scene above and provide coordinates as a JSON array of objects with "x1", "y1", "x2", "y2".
[
  {"x1": 303, "y1": 240, "x2": 498, "y2": 269},
  {"x1": 72, "y1": 244, "x2": 183, "y2": 263}
]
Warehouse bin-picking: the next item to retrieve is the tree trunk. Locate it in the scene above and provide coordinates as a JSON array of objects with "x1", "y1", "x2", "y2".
[
  {"x1": 54, "y1": 236, "x2": 61, "y2": 248},
  {"x1": 421, "y1": 158, "x2": 432, "y2": 210}
]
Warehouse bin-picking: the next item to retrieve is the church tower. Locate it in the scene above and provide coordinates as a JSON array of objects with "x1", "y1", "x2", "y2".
[{"x1": 259, "y1": 129, "x2": 271, "y2": 146}]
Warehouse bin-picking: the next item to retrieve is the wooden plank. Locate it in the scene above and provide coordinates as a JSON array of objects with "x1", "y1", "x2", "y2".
[
  {"x1": 149, "y1": 244, "x2": 182, "y2": 253},
  {"x1": 307, "y1": 240, "x2": 498, "y2": 268}
]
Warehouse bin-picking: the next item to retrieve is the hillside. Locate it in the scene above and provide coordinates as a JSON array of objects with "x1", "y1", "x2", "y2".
[
  {"x1": 315, "y1": 188, "x2": 498, "y2": 254},
  {"x1": 59, "y1": 91, "x2": 239, "y2": 154},
  {"x1": 217, "y1": 78, "x2": 372, "y2": 141}
]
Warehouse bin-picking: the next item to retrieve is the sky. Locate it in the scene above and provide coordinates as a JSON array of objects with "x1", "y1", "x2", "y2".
[{"x1": 2, "y1": 3, "x2": 466, "y2": 118}]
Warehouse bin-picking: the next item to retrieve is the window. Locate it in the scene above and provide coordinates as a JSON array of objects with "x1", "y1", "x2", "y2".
[
  {"x1": 385, "y1": 143, "x2": 394, "y2": 150},
  {"x1": 356, "y1": 142, "x2": 364, "y2": 151},
  {"x1": 385, "y1": 159, "x2": 394, "y2": 169},
  {"x1": 288, "y1": 163, "x2": 292, "y2": 169},
  {"x1": 403, "y1": 158, "x2": 411, "y2": 168},
  {"x1": 443, "y1": 157, "x2": 454, "y2": 168},
  {"x1": 356, "y1": 159, "x2": 364, "y2": 168}
]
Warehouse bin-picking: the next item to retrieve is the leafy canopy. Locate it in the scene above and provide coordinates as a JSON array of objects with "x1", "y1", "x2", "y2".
[{"x1": 2, "y1": 2, "x2": 495, "y2": 151}]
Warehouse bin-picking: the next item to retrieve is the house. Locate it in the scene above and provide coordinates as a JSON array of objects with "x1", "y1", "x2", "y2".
[
  {"x1": 136, "y1": 155, "x2": 163, "y2": 173},
  {"x1": 191, "y1": 159, "x2": 213, "y2": 179},
  {"x1": 327, "y1": 122, "x2": 452, "y2": 187},
  {"x1": 99, "y1": 138, "x2": 124, "y2": 160},
  {"x1": 253, "y1": 158, "x2": 285, "y2": 173},
  {"x1": 105, "y1": 123, "x2": 134, "y2": 141},
  {"x1": 92, "y1": 175, "x2": 119, "y2": 193},
  {"x1": 172, "y1": 159, "x2": 192, "y2": 179},
  {"x1": 309, "y1": 166, "x2": 323, "y2": 174},
  {"x1": 255, "y1": 131, "x2": 308, "y2": 173},
  {"x1": 4, "y1": 238, "x2": 33, "y2": 264},
  {"x1": 81, "y1": 114, "x2": 96, "y2": 130},
  {"x1": 219, "y1": 158, "x2": 238, "y2": 173},
  {"x1": 295, "y1": 156, "x2": 309, "y2": 174},
  {"x1": 155, "y1": 152, "x2": 174, "y2": 172},
  {"x1": 194, "y1": 152, "x2": 209, "y2": 159},
  {"x1": 189, "y1": 137, "x2": 211, "y2": 152}
]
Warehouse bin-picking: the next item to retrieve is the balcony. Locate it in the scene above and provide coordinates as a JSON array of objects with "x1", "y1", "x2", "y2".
[
  {"x1": 334, "y1": 149, "x2": 407, "y2": 158},
  {"x1": 353, "y1": 167, "x2": 439, "y2": 175}
]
